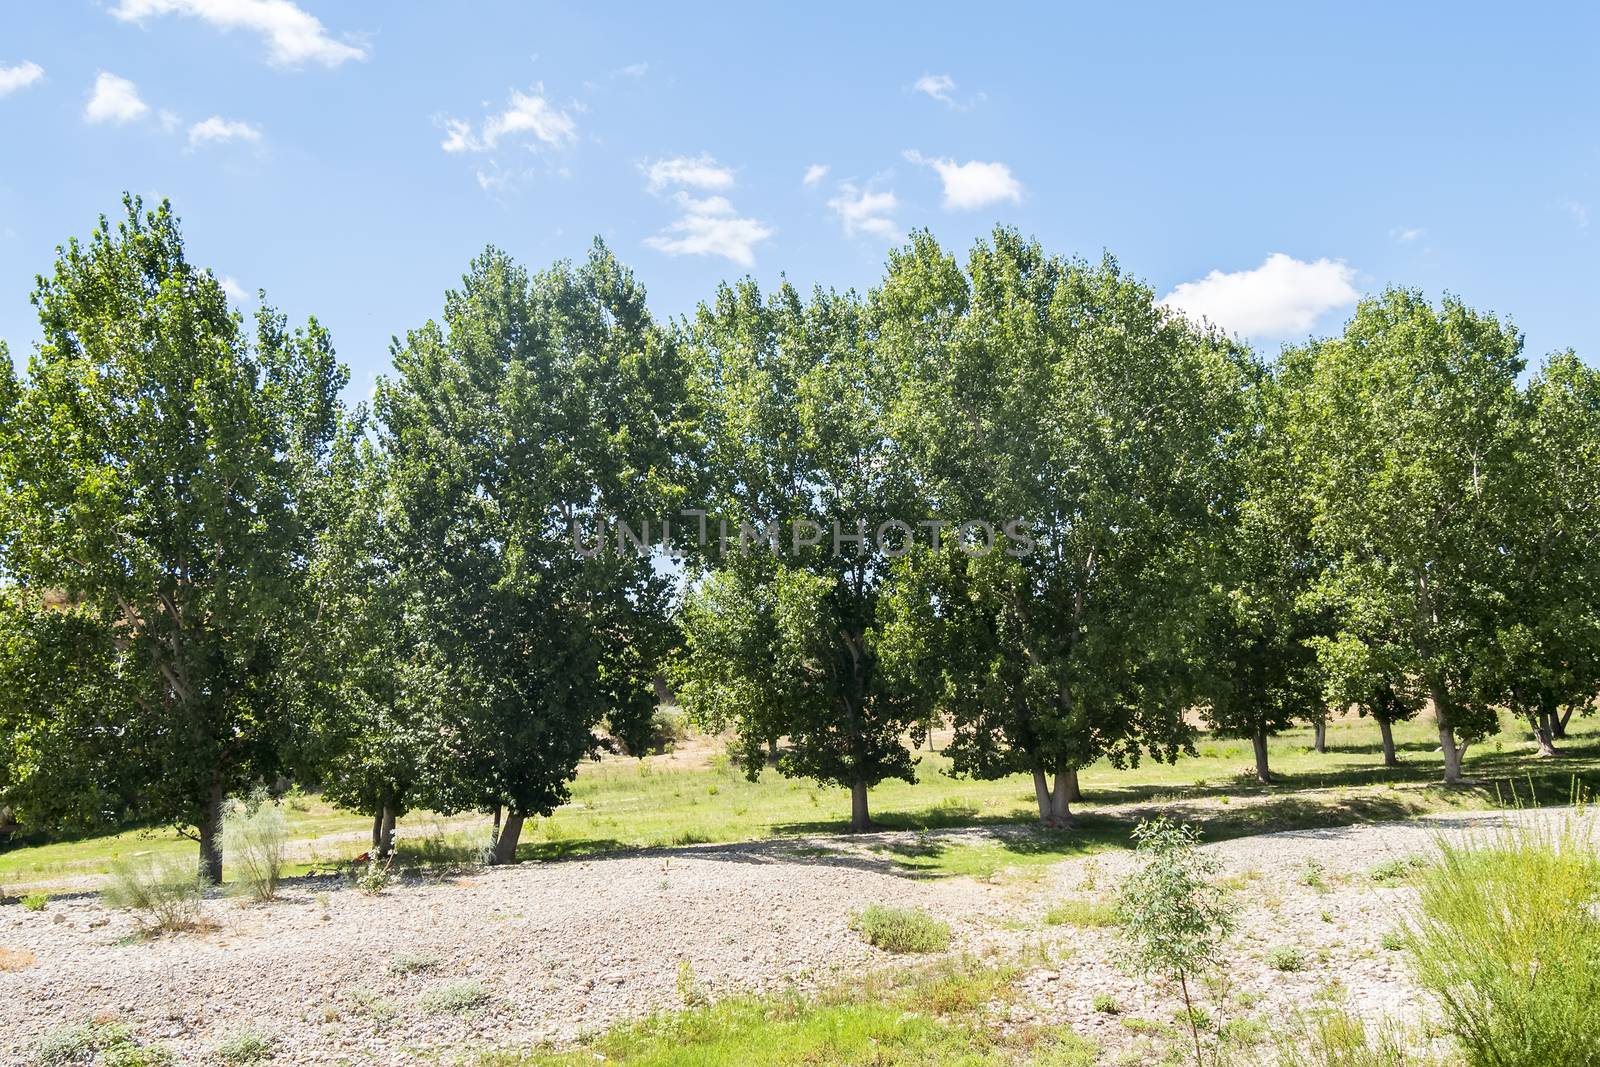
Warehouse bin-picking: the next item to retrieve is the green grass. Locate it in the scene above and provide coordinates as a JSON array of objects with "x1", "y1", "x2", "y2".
[
  {"x1": 5, "y1": 711, "x2": 1600, "y2": 891},
  {"x1": 1405, "y1": 807, "x2": 1600, "y2": 1066},
  {"x1": 468, "y1": 957, "x2": 1093, "y2": 1067},
  {"x1": 1042, "y1": 897, "x2": 1119, "y2": 928},
  {"x1": 849, "y1": 904, "x2": 952, "y2": 953}
]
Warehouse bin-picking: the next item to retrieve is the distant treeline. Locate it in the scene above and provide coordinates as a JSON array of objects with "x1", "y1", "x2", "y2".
[{"x1": 2, "y1": 196, "x2": 1596, "y2": 882}]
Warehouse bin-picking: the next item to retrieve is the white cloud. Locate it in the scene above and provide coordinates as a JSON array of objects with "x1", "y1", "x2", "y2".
[
  {"x1": 0, "y1": 61, "x2": 44, "y2": 96},
  {"x1": 644, "y1": 193, "x2": 773, "y2": 267},
  {"x1": 913, "y1": 73, "x2": 956, "y2": 105},
  {"x1": 218, "y1": 275, "x2": 250, "y2": 303},
  {"x1": 188, "y1": 115, "x2": 261, "y2": 147},
  {"x1": 85, "y1": 72, "x2": 149, "y2": 124},
  {"x1": 904, "y1": 150, "x2": 1022, "y2": 210},
  {"x1": 1159, "y1": 253, "x2": 1359, "y2": 337},
  {"x1": 644, "y1": 154, "x2": 735, "y2": 192},
  {"x1": 1567, "y1": 201, "x2": 1590, "y2": 230},
  {"x1": 802, "y1": 163, "x2": 830, "y2": 187},
  {"x1": 827, "y1": 183, "x2": 898, "y2": 240},
  {"x1": 441, "y1": 88, "x2": 576, "y2": 153},
  {"x1": 1390, "y1": 226, "x2": 1425, "y2": 242},
  {"x1": 614, "y1": 62, "x2": 649, "y2": 78},
  {"x1": 110, "y1": 0, "x2": 365, "y2": 67}
]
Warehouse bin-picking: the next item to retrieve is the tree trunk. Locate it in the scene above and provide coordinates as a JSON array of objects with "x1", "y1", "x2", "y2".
[
  {"x1": 370, "y1": 809, "x2": 384, "y2": 852},
  {"x1": 849, "y1": 779, "x2": 871, "y2": 833},
  {"x1": 1312, "y1": 720, "x2": 1327, "y2": 753},
  {"x1": 489, "y1": 811, "x2": 524, "y2": 865},
  {"x1": 1533, "y1": 714, "x2": 1559, "y2": 757},
  {"x1": 1251, "y1": 727, "x2": 1272, "y2": 784},
  {"x1": 378, "y1": 804, "x2": 397, "y2": 858},
  {"x1": 1555, "y1": 705, "x2": 1575, "y2": 740},
  {"x1": 1061, "y1": 767, "x2": 1083, "y2": 803},
  {"x1": 198, "y1": 777, "x2": 225, "y2": 885},
  {"x1": 1032, "y1": 768, "x2": 1072, "y2": 827},
  {"x1": 1378, "y1": 718, "x2": 1398, "y2": 767},
  {"x1": 1437, "y1": 721, "x2": 1465, "y2": 784},
  {"x1": 1432, "y1": 686, "x2": 1465, "y2": 784}
]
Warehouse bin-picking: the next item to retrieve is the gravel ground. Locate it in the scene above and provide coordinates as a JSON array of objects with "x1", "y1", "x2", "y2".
[{"x1": 0, "y1": 807, "x2": 1576, "y2": 1065}]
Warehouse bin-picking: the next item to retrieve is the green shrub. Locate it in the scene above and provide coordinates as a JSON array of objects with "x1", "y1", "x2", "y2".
[
  {"x1": 1091, "y1": 992, "x2": 1121, "y2": 1014},
  {"x1": 102, "y1": 1045, "x2": 174, "y2": 1067},
  {"x1": 1273, "y1": 1008, "x2": 1429, "y2": 1066},
  {"x1": 222, "y1": 792, "x2": 288, "y2": 902},
  {"x1": 1299, "y1": 860, "x2": 1328, "y2": 891},
  {"x1": 214, "y1": 1026, "x2": 275, "y2": 1064},
  {"x1": 1369, "y1": 855, "x2": 1425, "y2": 884},
  {"x1": 1405, "y1": 811, "x2": 1600, "y2": 1066},
  {"x1": 1379, "y1": 929, "x2": 1404, "y2": 951},
  {"x1": 849, "y1": 905, "x2": 952, "y2": 954},
  {"x1": 354, "y1": 854, "x2": 393, "y2": 894},
  {"x1": 101, "y1": 855, "x2": 204, "y2": 933},
  {"x1": 29, "y1": 1021, "x2": 136, "y2": 1065},
  {"x1": 389, "y1": 949, "x2": 441, "y2": 975},
  {"x1": 21, "y1": 892, "x2": 48, "y2": 912},
  {"x1": 1043, "y1": 898, "x2": 1118, "y2": 928},
  {"x1": 417, "y1": 978, "x2": 492, "y2": 1015},
  {"x1": 1267, "y1": 944, "x2": 1307, "y2": 972}
]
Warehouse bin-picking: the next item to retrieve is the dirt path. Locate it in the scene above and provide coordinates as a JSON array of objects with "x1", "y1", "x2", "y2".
[{"x1": 0, "y1": 807, "x2": 1571, "y2": 1065}]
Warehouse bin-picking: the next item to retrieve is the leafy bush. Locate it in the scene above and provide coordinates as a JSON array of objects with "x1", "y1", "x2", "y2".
[
  {"x1": 22, "y1": 892, "x2": 48, "y2": 912},
  {"x1": 416, "y1": 979, "x2": 493, "y2": 1015},
  {"x1": 101, "y1": 1045, "x2": 174, "y2": 1067},
  {"x1": 1368, "y1": 855, "x2": 1426, "y2": 884},
  {"x1": 101, "y1": 855, "x2": 204, "y2": 933},
  {"x1": 354, "y1": 854, "x2": 393, "y2": 894},
  {"x1": 1404, "y1": 811, "x2": 1600, "y2": 1066},
  {"x1": 222, "y1": 792, "x2": 288, "y2": 902},
  {"x1": 213, "y1": 1026, "x2": 275, "y2": 1064},
  {"x1": 849, "y1": 905, "x2": 952, "y2": 954},
  {"x1": 29, "y1": 1021, "x2": 138, "y2": 1065},
  {"x1": 389, "y1": 949, "x2": 441, "y2": 975},
  {"x1": 1115, "y1": 818, "x2": 1237, "y2": 1067},
  {"x1": 1273, "y1": 1008, "x2": 1429, "y2": 1066},
  {"x1": 1043, "y1": 898, "x2": 1118, "y2": 928},
  {"x1": 1267, "y1": 945, "x2": 1308, "y2": 971},
  {"x1": 1091, "y1": 992, "x2": 1121, "y2": 1014}
]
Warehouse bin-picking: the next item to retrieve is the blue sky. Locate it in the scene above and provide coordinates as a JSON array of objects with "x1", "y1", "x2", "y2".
[{"x1": 2, "y1": 2, "x2": 1597, "y2": 396}]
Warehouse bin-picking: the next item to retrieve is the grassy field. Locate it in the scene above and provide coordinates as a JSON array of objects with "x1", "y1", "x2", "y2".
[{"x1": 4, "y1": 708, "x2": 1599, "y2": 893}]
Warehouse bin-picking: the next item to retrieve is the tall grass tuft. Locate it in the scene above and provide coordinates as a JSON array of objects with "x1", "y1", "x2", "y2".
[
  {"x1": 1404, "y1": 808, "x2": 1600, "y2": 1066},
  {"x1": 222, "y1": 791, "x2": 288, "y2": 902},
  {"x1": 101, "y1": 855, "x2": 205, "y2": 933}
]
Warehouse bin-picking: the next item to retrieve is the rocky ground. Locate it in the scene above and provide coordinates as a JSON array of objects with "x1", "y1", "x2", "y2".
[{"x1": 0, "y1": 808, "x2": 1568, "y2": 1065}]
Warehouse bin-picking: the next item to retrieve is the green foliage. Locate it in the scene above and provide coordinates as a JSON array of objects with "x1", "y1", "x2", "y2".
[
  {"x1": 1116, "y1": 818, "x2": 1237, "y2": 979},
  {"x1": 213, "y1": 1027, "x2": 275, "y2": 1064},
  {"x1": 672, "y1": 279, "x2": 921, "y2": 830},
  {"x1": 1116, "y1": 817, "x2": 1237, "y2": 1067},
  {"x1": 876, "y1": 231, "x2": 1251, "y2": 825},
  {"x1": 100, "y1": 854, "x2": 204, "y2": 933},
  {"x1": 1266, "y1": 944, "x2": 1308, "y2": 971},
  {"x1": 1042, "y1": 898, "x2": 1118, "y2": 928},
  {"x1": 1091, "y1": 993, "x2": 1122, "y2": 1014},
  {"x1": 849, "y1": 904, "x2": 952, "y2": 953},
  {"x1": 389, "y1": 949, "x2": 441, "y2": 975},
  {"x1": 28, "y1": 1021, "x2": 136, "y2": 1065},
  {"x1": 354, "y1": 854, "x2": 393, "y2": 895},
  {"x1": 221, "y1": 791, "x2": 288, "y2": 902},
  {"x1": 1287, "y1": 291, "x2": 1528, "y2": 782},
  {"x1": 416, "y1": 978, "x2": 493, "y2": 1015},
  {"x1": 21, "y1": 891, "x2": 47, "y2": 911},
  {"x1": 376, "y1": 241, "x2": 688, "y2": 856},
  {"x1": 1273, "y1": 1009, "x2": 1430, "y2": 1067},
  {"x1": 101, "y1": 1045, "x2": 174, "y2": 1067},
  {"x1": 0, "y1": 195, "x2": 350, "y2": 881},
  {"x1": 1404, "y1": 811, "x2": 1600, "y2": 1066}
]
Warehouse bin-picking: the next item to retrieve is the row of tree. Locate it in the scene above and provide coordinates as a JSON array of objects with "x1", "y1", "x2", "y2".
[{"x1": 2, "y1": 199, "x2": 1596, "y2": 882}]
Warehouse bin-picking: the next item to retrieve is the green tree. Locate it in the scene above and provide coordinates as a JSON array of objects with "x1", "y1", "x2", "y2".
[
  {"x1": 1201, "y1": 365, "x2": 1328, "y2": 784},
  {"x1": 672, "y1": 281, "x2": 921, "y2": 831},
  {"x1": 379, "y1": 242, "x2": 687, "y2": 862},
  {"x1": 876, "y1": 231, "x2": 1247, "y2": 825},
  {"x1": 1116, "y1": 817, "x2": 1238, "y2": 1067},
  {"x1": 1489, "y1": 352, "x2": 1600, "y2": 753},
  {"x1": 0, "y1": 197, "x2": 348, "y2": 881},
  {"x1": 1287, "y1": 290, "x2": 1525, "y2": 784}
]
